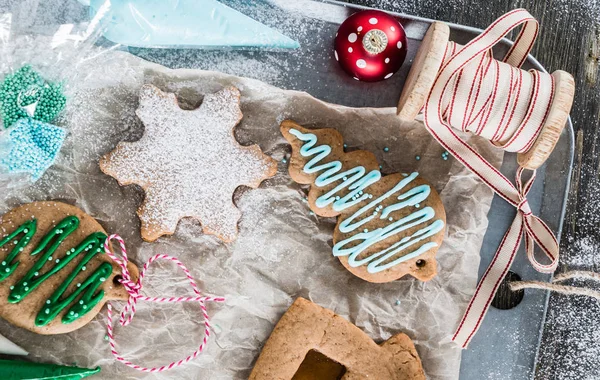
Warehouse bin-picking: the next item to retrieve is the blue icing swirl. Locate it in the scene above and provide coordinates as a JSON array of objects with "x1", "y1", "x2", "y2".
[{"x1": 289, "y1": 128, "x2": 445, "y2": 274}]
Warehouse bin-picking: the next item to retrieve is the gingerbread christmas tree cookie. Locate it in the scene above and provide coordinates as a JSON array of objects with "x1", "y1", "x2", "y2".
[
  {"x1": 281, "y1": 120, "x2": 446, "y2": 283},
  {"x1": 0, "y1": 202, "x2": 137, "y2": 335},
  {"x1": 100, "y1": 85, "x2": 277, "y2": 242}
]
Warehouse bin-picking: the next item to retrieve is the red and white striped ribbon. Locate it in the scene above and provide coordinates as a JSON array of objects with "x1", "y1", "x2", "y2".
[
  {"x1": 103, "y1": 234, "x2": 226, "y2": 372},
  {"x1": 422, "y1": 9, "x2": 560, "y2": 348}
]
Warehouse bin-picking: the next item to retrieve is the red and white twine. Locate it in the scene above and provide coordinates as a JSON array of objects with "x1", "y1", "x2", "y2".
[
  {"x1": 422, "y1": 9, "x2": 560, "y2": 348},
  {"x1": 103, "y1": 234, "x2": 225, "y2": 372}
]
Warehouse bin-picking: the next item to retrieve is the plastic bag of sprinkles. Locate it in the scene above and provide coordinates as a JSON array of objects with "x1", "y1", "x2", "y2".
[{"x1": 0, "y1": 1, "x2": 110, "y2": 189}]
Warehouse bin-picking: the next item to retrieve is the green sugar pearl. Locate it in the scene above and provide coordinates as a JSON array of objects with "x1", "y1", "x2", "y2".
[{"x1": 0, "y1": 65, "x2": 66, "y2": 128}]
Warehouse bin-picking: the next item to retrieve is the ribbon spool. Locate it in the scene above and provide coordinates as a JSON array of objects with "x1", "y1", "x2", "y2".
[
  {"x1": 397, "y1": 20, "x2": 574, "y2": 170},
  {"x1": 394, "y1": 9, "x2": 575, "y2": 348}
]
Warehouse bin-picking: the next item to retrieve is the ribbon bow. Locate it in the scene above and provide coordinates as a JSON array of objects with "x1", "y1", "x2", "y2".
[
  {"x1": 422, "y1": 9, "x2": 560, "y2": 347},
  {"x1": 103, "y1": 235, "x2": 226, "y2": 372},
  {"x1": 515, "y1": 168, "x2": 559, "y2": 273}
]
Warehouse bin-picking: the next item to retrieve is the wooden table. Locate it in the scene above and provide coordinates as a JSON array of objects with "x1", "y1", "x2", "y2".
[{"x1": 343, "y1": 0, "x2": 600, "y2": 378}]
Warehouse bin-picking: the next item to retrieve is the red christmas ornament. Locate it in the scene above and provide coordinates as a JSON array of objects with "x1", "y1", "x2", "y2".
[{"x1": 334, "y1": 10, "x2": 408, "y2": 82}]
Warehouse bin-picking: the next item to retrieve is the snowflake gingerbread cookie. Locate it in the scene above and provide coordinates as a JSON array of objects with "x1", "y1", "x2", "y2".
[{"x1": 100, "y1": 85, "x2": 277, "y2": 242}]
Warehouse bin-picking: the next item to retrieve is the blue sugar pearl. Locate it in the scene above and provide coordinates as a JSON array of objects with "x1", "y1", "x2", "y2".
[
  {"x1": 383, "y1": 147, "x2": 389, "y2": 152},
  {"x1": 395, "y1": 300, "x2": 401, "y2": 306},
  {"x1": 0, "y1": 118, "x2": 66, "y2": 181},
  {"x1": 415, "y1": 155, "x2": 421, "y2": 161},
  {"x1": 343, "y1": 144, "x2": 347, "y2": 149}
]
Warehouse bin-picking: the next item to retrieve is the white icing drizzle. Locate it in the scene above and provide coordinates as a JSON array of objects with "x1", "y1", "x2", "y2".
[{"x1": 289, "y1": 128, "x2": 445, "y2": 274}]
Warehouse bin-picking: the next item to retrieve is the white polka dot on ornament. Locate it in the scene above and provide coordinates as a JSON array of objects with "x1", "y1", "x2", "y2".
[
  {"x1": 369, "y1": 17, "x2": 378, "y2": 24},
  {"x1": 348, "y1": 47, "x2": 353, "y2": 53},
  {"x1": 356, "y1": 59, "x2": 367, "y2": 68},
  {"x1": 397, "y1": 41, "x2": 403, "y2": 49},
  {"x1": 348, "y1": 33, "x2": 357, "y2": 43},
  {"x1": 334, "y1": 50, "x2": 339, "y2": 61}
]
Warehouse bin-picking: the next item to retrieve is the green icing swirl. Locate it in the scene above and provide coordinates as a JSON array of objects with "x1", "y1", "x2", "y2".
[
  {"x1": 0, "y1": 219, "x2": 36, "y2": 280},
  {"x1": 0, "y1": 216, "x2": 113, "y2": 326}
]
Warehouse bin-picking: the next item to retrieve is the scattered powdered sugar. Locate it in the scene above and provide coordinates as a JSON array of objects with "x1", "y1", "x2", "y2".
[
  {"x1": 100, "y1": 84, "x2": 276, "y2": 242},
  {"x1": 562, "y1": 235, "x2": 600, "y2": 268}
]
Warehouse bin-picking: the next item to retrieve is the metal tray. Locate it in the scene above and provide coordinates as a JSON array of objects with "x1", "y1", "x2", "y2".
[{"x1": 128, "y1": 1, "x2": 574, "y2": 378}]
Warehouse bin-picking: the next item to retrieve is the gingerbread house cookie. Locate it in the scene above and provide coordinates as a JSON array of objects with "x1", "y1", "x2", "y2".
[{"x1": 250, "y1": 298, "x2": 425, "y2": 380}]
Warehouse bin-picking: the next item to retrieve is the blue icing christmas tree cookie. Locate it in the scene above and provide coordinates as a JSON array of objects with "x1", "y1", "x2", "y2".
[{"x1": 0, "y1": 119, "x2": 66, "y2": 181}]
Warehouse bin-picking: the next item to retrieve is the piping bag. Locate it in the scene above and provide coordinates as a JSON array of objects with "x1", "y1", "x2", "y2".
[
  {"x1": 0, "y1": 359, "x2": 100, "y2": 379},
  {"x1": 0, "y1": 333, "x2": 27, "y2": 356},
  {"x1": 84, "y1": 0, "x2": 300, "y2": 49}
]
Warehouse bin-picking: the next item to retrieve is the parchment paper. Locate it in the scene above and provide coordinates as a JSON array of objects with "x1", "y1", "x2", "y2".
[{"x1": 0, "y1": 46, "x2": 503, "y2": 380}]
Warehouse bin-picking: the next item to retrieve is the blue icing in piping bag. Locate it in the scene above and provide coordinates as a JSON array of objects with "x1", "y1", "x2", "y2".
[{"x1": 87, "y1": 0, "x2": 300, "y2": 49}]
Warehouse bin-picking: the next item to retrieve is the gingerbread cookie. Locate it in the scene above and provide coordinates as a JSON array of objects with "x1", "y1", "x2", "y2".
[
  {"x1": 0, "y1": 202, "x2": 137, "y2": 334},
  {"x1": 100, "y1": 85, "x2": 277, "y2": 242},
  {"x1": 281, "y1": 120, "x2": 446, "y2": 283},
  {"x1": 249, "y1": 298, "x2": 425, "y2": 380}
]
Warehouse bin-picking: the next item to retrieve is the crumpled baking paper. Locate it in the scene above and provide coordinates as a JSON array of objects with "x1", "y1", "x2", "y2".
[{"x1": 0, "y1": 46, "x2": 502, "y2": 379}]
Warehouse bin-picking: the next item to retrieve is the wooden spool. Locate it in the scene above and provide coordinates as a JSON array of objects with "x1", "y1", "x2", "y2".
[{"x1": 397, "y1": 22, "x2": 575, "y2": 170}]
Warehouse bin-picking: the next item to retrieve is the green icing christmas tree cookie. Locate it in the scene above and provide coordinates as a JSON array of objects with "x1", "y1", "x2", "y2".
[{"x1": 0, "y1": 201, "x2": 138, "y2": 335}]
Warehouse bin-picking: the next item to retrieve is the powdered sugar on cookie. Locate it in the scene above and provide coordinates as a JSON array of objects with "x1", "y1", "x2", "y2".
[{"x1": 100, "y1": 85, "x2": 277, "y2": 242}]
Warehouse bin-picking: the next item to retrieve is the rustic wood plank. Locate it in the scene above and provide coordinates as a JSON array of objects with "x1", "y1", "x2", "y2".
[{"x1": 344, "y1": 1, "x2": 600, "y2": 378}]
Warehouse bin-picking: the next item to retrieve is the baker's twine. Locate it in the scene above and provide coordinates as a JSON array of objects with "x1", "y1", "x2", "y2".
[
  {"x1": 420, "y1": 9, "x2": 560, "y2": 348},
  {"x1": 103, "y1": 234, "x2": 225, "y2": 373},
  {"x1": 511, "y1": 270, "x2": 600, "y2": 301}
]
